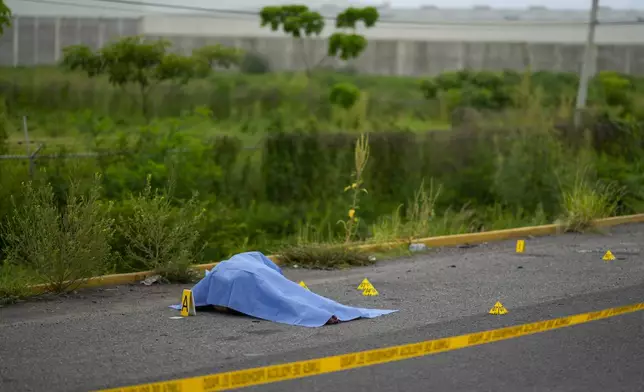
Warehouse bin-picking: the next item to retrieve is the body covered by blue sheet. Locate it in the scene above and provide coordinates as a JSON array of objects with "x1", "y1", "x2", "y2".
[{"x1": 171, "y1": 251, "x2": 397, "y2": 327}]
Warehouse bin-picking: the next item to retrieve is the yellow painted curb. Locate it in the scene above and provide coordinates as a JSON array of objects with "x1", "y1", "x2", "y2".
[
  {"x1": 355, "y1": 224, "x2": 560, "y2": 253},
  {"x1": 28, "y1": 213, "x2": 644, "y2": 294},
  {"x1": 28, "y1": 255, "x2": 281, "y2": 294},
  {"x1": 593, "y1": 213, "x2": 644, "y2": 227}
]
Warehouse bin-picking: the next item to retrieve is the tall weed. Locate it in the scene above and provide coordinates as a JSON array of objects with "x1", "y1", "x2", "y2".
[
  {"x1": 1, "y1": 174, "x2": 114, "y2": 293},
  {"x1": 338, "y1": 133, "x2": 370, "y2": 243},
  {"x1": 118, "y1": 175, "x2": 206, "y2": 282},
  {"x1": 558, "y1": 168, "x2": 624, "y2": 232},
  {"x1": 405, "y1": 179, "x2": 441, "y2": 237},
  {"x1": 370, "y1": 181, "x2": 475, "y2": 241}
]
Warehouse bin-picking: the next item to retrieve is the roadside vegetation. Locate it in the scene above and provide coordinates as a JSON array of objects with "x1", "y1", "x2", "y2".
[{"x1": 0, "y1": 3, "x2": 642, "y2": 301}]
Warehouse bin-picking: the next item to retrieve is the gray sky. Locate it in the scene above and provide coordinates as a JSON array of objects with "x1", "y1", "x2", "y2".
[{"x1": 370, "y1": 0, "x2": 640, "y2": 8}]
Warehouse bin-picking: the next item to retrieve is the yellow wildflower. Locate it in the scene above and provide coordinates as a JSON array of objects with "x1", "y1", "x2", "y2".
[{"x1": 348, "y1": 209, "x2": 355, "y2": 219}]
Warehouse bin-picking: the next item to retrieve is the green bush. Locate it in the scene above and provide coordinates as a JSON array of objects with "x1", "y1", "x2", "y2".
[
  {"x1": 240, "y1": 51, "x2": 271, "y2": 74},
  {"x1": 1, "y1": 174, "x2": 114, "y2": 293},
  {"x1": 117, "y1": 174, "x2": 206, "y2": 282},
  {"x1": 329, "y1": 82, "x2": 361, "y2": 109}
]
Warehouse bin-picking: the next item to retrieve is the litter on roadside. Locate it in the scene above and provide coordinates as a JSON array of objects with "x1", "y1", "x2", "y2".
[
  {"x1": 409, "y1": 243, "x2": 428, "y2": 252},
  {"x1": 141, "y1": 274, "x2": 162, "y2": 286}
]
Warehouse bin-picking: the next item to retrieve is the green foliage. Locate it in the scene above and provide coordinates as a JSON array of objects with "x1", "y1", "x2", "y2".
[
  {"x1": 65, "y1": 36, "x2": 170, "y2": 88},
  {"x1": 0, "y1": 67, "x2": 642, "y2": 285},
  {"x1": 1, "y1": 174, "x2": 114, "y2": 293},
  {"x1": 0, "y1": 96, "x2": 8, "y2": 154},
  {"x1": 259, "y1": 5, "x2": 378, "y2": 110},
  {"x1": 60, "y1": 44, "x2": 106, "y2": 77},
  {"x1": 118, "y1": 174, "x2": 206, "y2": 282},
  {"x1": 61, "y1": 36, "x2": 239, "y2": 117},
  {"x1": 329, "y1": 6, "x2": 379, "y2": 60},
  {"x1": 192, "y1": 44, "x2": 243, "y2": 76},
  {"x1": 328, "y1": 33, "x2": 367, "y2": 61},
  {"x1": 0, "y1": 0, "x2": 11, "y2": 36},
  {"x1": 240, "y1": 51, "x2": 271, "y2": 74},
  {"x1": 420, "y1": 70, "x2": 515, "y2": 112},
  {"x1": 558, "y1": 168, "x2": 624, "y2": 233},
  {"x1": 260, "y1": 5, "x2": 325, "y2": 37},
  {"x1": 278, "y1": 243, "x2": 373, "y2": 270},
  {"x1": 595, "y1": 71, "x2": 633, "y2": 115},
  {"x1": 335, "y1": 7, "x2": 379, "y2": 28},
  {"x1": 329, "y1": 82, "x2": 361, "y2": 109},
  {"x1": 0, "y1": 262, "x2": 36, "y2": 303},
  {"x1": 492, "y1": 129, "x2": 565, "y2": 215},
  {"x1": 156, "y1": 53, "x2": 197, "y2": 84},
  {"x1": 260, "y1": 4, "x2": 378, "y2": 64}
]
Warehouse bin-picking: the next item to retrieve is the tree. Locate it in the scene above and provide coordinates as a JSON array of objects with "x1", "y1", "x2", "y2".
[
  {"x1": 260, "y1": 5, "x2": 378, "y2": 71},
  {"x1": 0, "y1": 0, "x2": 11, "y2": 36},
  {"x1": 192, "y1": 44, "x2": 243, "y2": 77},
  {"x1": 259, "y1": 5, "x2": 379, "y2": 109},
  {"x1": 61, "y1": 36, "x2": 242, "y2": 118}
]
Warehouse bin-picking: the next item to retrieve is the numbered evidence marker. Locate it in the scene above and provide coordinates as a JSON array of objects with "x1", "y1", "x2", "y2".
[
  {"x1": 515, "y1": 239, "x2": 525, "y2": 253},
  {"x1": 180, "y1": 289, "x2": 197, "y2": 317},
  {"x1": 488, "y1": 301, "x2": 508, "y2": 315},
  {"x1": 362, "y1": 286, "x2": 379, "y2": 296},
  {"x1": 357, "y1": 278, "x2": 374, "y2": 291},
  {"x1": 298, "y1": 281, "x2": 310, "y2": 290},
  {"x1": 602, "y1": 250, "x2": 616, "y2": 262}
]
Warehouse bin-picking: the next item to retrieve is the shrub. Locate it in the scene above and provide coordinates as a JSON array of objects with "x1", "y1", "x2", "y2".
[
  {"x1": 329, "y1": 82, "x2": 361, "y2": 109},
  {"x1": 118, "y1": 174, "x2": 206, "y2": 282},
  {"x1": 558, "y1": 168, "x2": 624, "y2": 233},
  {"x1": 1, "y1": 174, "x2": 115, "y2": 293},
  {"x1": 240, "y1": 51, "x2": 271, "y2": 74}
]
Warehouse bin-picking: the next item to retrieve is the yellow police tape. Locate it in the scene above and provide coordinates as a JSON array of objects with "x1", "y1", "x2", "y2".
[{"x1": 97, "y1": 302, "x2": 644, "y2": 392}]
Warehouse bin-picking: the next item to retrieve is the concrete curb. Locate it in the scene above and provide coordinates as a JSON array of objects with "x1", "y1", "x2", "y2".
[{"x1": 29, "y1": 213, "x2": 644, "y2": 294}]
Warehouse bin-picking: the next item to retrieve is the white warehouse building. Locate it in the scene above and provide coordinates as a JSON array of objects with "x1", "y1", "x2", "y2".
[{"x1": 2, "y1": 0, "x2": 644, "y2": 75}]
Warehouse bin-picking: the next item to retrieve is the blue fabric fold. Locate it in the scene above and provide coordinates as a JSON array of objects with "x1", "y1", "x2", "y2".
[{"x1": 170, "y1": 251, "x2": 397, "y2": 327}]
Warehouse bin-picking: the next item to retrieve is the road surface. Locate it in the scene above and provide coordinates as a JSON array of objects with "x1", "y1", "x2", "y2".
[{"x1": 1, "y1": 223, "x2": 643, "y2": 392}]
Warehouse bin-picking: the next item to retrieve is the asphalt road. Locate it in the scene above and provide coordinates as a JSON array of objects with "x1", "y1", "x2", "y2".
[{"x1": 1, "y1": 223, "x2": 643, "y2": 392}]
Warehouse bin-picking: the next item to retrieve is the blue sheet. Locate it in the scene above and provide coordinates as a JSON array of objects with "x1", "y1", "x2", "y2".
[{"x1": 170, "y1": 251, "x2": 397, "y2": 327}]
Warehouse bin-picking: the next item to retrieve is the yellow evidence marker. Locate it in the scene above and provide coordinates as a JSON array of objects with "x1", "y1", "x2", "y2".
[
  {"x1": 357, "y1": 278, "x2": 374, "y2": 291},
  {"x1": 516, "y1": 239, "x2": 525, "y2": 253},
  {"x1": 362, "y1": 287, "x2": 379, "y2": 296},
  {"x1": 602, "y1": 250, "x2": 616, "y2": 261},
  {"x1": 299, "y1": 281, "x2": 310, "y2": 290},
  {"x1": 488, "y1": 301, "x2": 508, "y2": 315},
  {"x1": 180, "y1": 289, "x2": 197, "y2": 317}
]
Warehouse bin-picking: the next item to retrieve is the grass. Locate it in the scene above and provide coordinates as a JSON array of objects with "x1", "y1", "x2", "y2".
[
  {"x1": 558, "y1": 169, "x2": 624, "y2": 233},
  {"x1": 277, "y1": 243, "x2": 375, "y2": 270},
  {"x1": 0, "y1": 263, "x2": 37, "y2": 304}
]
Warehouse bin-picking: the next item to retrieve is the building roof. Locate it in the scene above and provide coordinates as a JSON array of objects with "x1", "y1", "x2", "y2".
[{"x1": 8, "y1": 0, "x2": 644, "y2": 24}]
